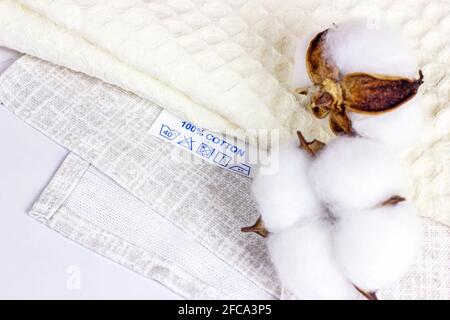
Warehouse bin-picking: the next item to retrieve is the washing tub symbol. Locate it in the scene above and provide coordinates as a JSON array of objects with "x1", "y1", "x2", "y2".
[{"x1": 159, "y1": 124, "x2": 180, "y2": 141}]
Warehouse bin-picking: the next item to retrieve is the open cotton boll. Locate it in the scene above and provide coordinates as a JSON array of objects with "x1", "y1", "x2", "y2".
[
  {"x1": 325, "y1": 21, "x2": 424, "y2": 149},
  {"x1": 291, "y1": 21, "x2": 418, "y2": 86},
  {"x1": 309, "y1": 137, "x2": 406, "y2": 214},
  {"x1": 350, "y1": 96, "x2": 425, "y2": 151},
  {"x1": 334, "y1": 203, "x2": 422, "y2": 292},
  {"x1": 325, "y1": 21, "x2": 418, "y2": 78},
  {"x1": 268, "y1": 220, "x2": 359, "y2": 300},
  {"x1": 252, "y1": 140, "x2": 321, "y2": 233}
]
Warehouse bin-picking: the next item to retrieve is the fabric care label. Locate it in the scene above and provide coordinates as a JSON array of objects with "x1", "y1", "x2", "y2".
[{"x1": 149, "y1": 110, "x2": 256, "y2": 177}]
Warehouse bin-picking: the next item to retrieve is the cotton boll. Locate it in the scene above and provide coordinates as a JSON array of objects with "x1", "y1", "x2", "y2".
[
  {"x1": 252, "y1": 140, "x2": 321, "y2": 233},
  {"x1": 325, "y1": 21, "x2": 424, "y2": 149},
  {"x1": 268, "y1": 220, "x2": 359, "y2": 300},
  {"x1": 309, "y1": 137, "x2": 406, "y2": 214},
  {"x1": 334, "y1": 203, "x2": 422, "y2": 292},
  {"x1": 325, "y1": 21, "x2": 418, "y2": 78},
  {"x1": 292, "y1": 21, "x2": 418, "y2": 86},
  {"x1": 350, "y1": 96, "x2": 425, "y2": 151}
]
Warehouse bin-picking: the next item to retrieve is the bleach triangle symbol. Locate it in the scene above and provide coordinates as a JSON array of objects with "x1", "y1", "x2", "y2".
[{"x1": 177, "y1": 136, "x2": 194, "y2": 151}]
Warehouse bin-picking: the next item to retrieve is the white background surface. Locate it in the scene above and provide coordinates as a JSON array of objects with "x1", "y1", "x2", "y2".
[{"x1": 0, "y1": 48, "x2": 180, "y2": 300}]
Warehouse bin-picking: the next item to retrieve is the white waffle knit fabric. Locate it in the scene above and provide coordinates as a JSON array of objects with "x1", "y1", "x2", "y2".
[{"x1": 0, "y1": 0, "x2": 448, "y2": 225}]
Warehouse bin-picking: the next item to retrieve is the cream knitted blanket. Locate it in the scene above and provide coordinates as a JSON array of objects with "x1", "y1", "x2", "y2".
[{"x1": 0, "y1": 0, "x2": 448, "y2": 224}]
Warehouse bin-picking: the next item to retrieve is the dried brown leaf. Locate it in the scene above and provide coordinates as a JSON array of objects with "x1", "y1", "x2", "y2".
[
  {"x1": 380, "y1": 195, "x2": 406, "y2": 207},
  {"x1": 329, "y1": 110, "x2": 354, "y2": 136},
  {"x1": 306, "y1": 29, "x2": 340, "y2": 85},
  {"x1": 342, "y1": 71, "x2": 424, "y2": 114}
]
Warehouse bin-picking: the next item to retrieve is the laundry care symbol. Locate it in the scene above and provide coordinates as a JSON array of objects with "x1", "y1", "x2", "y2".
[
  {"x1": 196, "y1": 143, "x2": 215, "y2": 159},
  {"x1": 159, "y1": 124, "x2": 180, "y2": 141},
  {"x1": 213, "y1": 152, "x2": 231, "y2": 167},
  {"x1": 177, "y1": 136, "x2": 195, "y2": 150},
  {"x1": 228, "y1": 164, "x2": 251, "y2": 177}
]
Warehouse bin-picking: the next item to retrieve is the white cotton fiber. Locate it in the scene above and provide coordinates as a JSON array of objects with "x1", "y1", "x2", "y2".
[
  {"x1": 308, "y1": 137, "x2": 406, "y2": 213},
  {"x1": 291, "y1": 31, "x2": 316, "y2": 89},
  {"x1": 268, "y1": 220, "x2": 359, "y2": 300},
  {"x1": 334, "y1": 203, "x2": 422, "y2": 292},
  {"x1": 350, "y1": 97, "x2": 425, "y2": 151},
  {"x1": 325, "y1": 21, "x2": 418, "y2": 78},
  {"x1": 252, "y1": 140, "x2": 321, "y2": 233}
]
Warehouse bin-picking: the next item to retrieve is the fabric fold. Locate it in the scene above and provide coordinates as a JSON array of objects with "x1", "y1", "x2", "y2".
[
  {"x1": 30, "y1": 153, "x2": 275, "y2": 299},
  {"x1": 0, "y1": 0, "x2": 239, "y2": 134}
]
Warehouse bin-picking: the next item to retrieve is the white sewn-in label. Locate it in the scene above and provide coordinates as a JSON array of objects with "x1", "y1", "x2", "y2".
[{"x1": 149, "y1": 110, "x2": 255, "y2": 177}]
